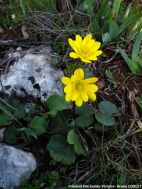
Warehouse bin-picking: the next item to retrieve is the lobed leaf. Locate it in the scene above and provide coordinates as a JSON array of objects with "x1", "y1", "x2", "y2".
[
  {"x1": 47, "y1": 95, "x2": 67, "y2": 116},
  {"x1": 4, "y1": 126, "x2": 17, "y2": 144},
  {"x1": 47, "y1": 135, "x2": 76, "y2": 165},
  {"x1": 95, "y1": 112, "x2": 115, "y2": 126},
  {"x1": 98, "y1": 100, "x2": 120, "y2": 117},
  {"x1": 75, "y1": 104, "x2": 94, "y2": 117},
  {"x1": 67, "y1": 129, "x2": 85, "y2": 155},
  {"x1": 31, "y1": 116, "x2": 47, "y2": 136},
  {"x1": 75, "y1": 115, "x2": 94, "y2": 128}
]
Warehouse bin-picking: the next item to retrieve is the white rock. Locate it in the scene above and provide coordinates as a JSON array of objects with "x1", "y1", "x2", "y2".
[
  {"x1": 0, "y1": 144, "x2": 37, "y2": 189},
  {"x1": 0, "y1": 47, "x2": 63, "y2": 101}
]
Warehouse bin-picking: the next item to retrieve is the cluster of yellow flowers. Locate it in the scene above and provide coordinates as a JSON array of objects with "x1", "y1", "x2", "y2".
[{"x1": 61, "y1": 34, "x2": 102, "y2": 107}]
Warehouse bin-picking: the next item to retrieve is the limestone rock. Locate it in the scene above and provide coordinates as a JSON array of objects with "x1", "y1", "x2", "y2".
[
  {"x1": 0, "y1": 144, "x2": 37, "y2": 189},
  {"x1": 0, "y1": 47, "x2": 63, "y2": 101}
]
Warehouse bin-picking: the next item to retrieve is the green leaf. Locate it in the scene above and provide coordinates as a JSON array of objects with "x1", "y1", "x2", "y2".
[
  {"x1": 95, "y1": 101, "x2": 120, "y2": 127},
  {"x1": 47, "y1": 135, "x2": 76, "y2": 165},
  {"x1": 31, "y1": 116, "x2": 47, "y2": 136},
  {"x1": 94, "y1": 123, "x2": 109, "y2": 132},
  {"x1": 75, "y1": 115, "x2": 94, "y2": 128},
  {"x1": 75, "y1": 104, "x2": 94, "y2": 117},
  {"x1": 135, "y1": 96, "x2": 142, "y2": 109},
  {"x1": 96, "y1": 0, "x2": 109, "y2": 18},
  {"x1": 118, "y1": 45, "x2": 140, "y2": 74},
  {"x1": 19, "y1": 0, "x2": 31, "y2": 15},
  {"x1": 47, "y1": 170, "x2": 62, "y2": 187},
  {"x1": 4, "y1": 126, "x2": 17, "y2": 144},
  {"x1": 47, "y1": 95, "x2": 67, "y2": 115},
  {"x1": 11, "y1": 100, "x2": 25, "y2": 119},
  {"x1": 134, "y1": 56, "x2": 142, "y2": 69},
  {"x1": 84, "y1": 68, "x2": 94, "y2": 78},
  {"x1": 106, "y1": 70, "x2": 116, "y2": 84},
  {"x1": 98, "y1": 100, "x2": 120, "y2": 117},
  {"x1": 67, "y1": 129, "x2": 85, "y2": 155},
  {"x1": 112, "y1": 0, "x2": 121, "y2": 18},
  {"x1": 0, "y1": 103, "x2": 21, "y2": 125},
  {"x1": 117, "y1": 13, "x2": 141, "y2": 37},
  {"x1": 118, "y1": 46, "x2": 133, "y2": 71},
  {"x1": 83, "y1": 0, "x2": 94, "y2": 15},
  {"x1": 102, "y1": 33, "x2": 111, "y2": 43},
  {"x1": 0, "y1": 112, "x2": 12, "y2": 126},
  {"x1": 91, "y1": 19, "x2": 101, "y2": 33},
  {"x1": 24, "y1": 104, "x2": 37, "y2": 121},
  {"x1": 109, "y1": 20, "x2": 119, "y2": 40},
  {"x1": 132, "y1": 31, "x2": 142, "y2": 61},
  {"x1": 31, "y1": 0, "x2": 44, "y2": 11},
  {"x1": 122, "y1": 3, "x2": 132, "y2": 19},
  {"x1": 48, "y1": 110, "x2": 74, "y2": 135},
  {"x1": 18, "y1": 127, "x2": 38, "y2": 139},
  {"x1": 44, "y1": 0, "x2": 57, "y2": 12},
  {"x1": 95, "y1": 112, "x2": 115, "y2": 126}
]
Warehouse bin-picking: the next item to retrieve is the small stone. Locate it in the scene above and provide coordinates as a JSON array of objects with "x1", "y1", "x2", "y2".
[{"x1": 0, "y1": 144, "x2": 37, "y2": 189}]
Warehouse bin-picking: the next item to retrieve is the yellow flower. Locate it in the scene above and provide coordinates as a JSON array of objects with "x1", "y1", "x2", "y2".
[
  {"x1": 68, "y1": 34, "x2": 102, "y2": 63},
  {"x1": 61, "y1": 68, "x2": 99, "y2": 107}
]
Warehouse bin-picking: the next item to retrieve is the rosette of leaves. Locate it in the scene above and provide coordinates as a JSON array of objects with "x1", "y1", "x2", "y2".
[
  {"x1": 95, "y1": 100, "x2": 120, "y2": 126},
  {"x1": 75, "y1": 104, "x2": 95, "y2": 128}
]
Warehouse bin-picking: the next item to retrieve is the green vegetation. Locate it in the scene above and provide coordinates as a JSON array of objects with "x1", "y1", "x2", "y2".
[{"x1": 118, "y1": 31, "x2": 142, "y2": 74}]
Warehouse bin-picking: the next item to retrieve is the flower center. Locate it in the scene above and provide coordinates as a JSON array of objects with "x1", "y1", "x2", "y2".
[
  {"x1": 81, "y1": 46, "x2": 89, "y2": 54},
  {"x1": 75, "y1": 81, "x2": 84, "y2": 91}
]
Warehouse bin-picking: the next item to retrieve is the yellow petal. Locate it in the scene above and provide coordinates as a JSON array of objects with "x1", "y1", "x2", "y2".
[
  {"x1": 75, "y1": 97, "x2": 83, "y2": 107},
  {"x1": 93, "y1": 41, "x2": 101, "y2": 50},
  {"x1": 65, "y1": 93, "x2": 72, "y2": 101},
  {"x1": 72, "y1": 90, "x2": 79, "y2": 101},
  {"x1": 80, "y1": 57, "x2": 91, "y2": 63},
  {"x1": 83, "y1": 34, "x2": 92, "y2": 44},
  {"x1": 86, "y1": 50, "x2": 102, "y2": 60},
  {"x1": 94, "y1": 50, "x2": 102, "y2": 56},
  {"x1": 71, "y1": 75, "x2": 78, "y2": 82},
  {"x1": 81, "y1": 91, "x2": 88, "y2": 102},
  {"x1": 64, "y1": 85, "x2": 72, "y2": 93},
  {"x1": 87, "y1": 55, "x2": 98, "y2": 61},
  {"x1": 84, "y1": 77, "x2": 98, "y2": 83},
  {"x1": 61, "y1": 77, "x2": 71, "y2": 85},
  {"x1": 87, "y1": 39, "x2": 96, "y2": 48},
  {"x1": 88, "y1": 92, "x2": 97, "y2": 101},
  {"x1": 68, "y1": 38, "x2": 77, "y2": 52},
  {"x1": 74, "y1": 68, "x2": 84, "y2": 79},
  {"x1": 69, "y1": 52, "x2": 79, "y2": 59},
  {"x1": 74, "y1": 35, "x2": 83, "y2": 51},
  {"x1": 75, "y1": 35, "x2": 82, "y2": 43},
  {"x1": 74, "y1": 42, "x2": 82, "y2": 52},
  {"x1": 87, "y1": 84, "x2": 99, "y2": 92}
]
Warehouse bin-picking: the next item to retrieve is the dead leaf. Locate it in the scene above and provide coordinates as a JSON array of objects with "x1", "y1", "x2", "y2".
[
  {"x1": 137, "y1": 120, "x2": 142, "y2": 128},
  {"x1": 22, "y1": 25, "x2": 29, "y2": 39},
  {"x1": 0, "y1": 27, "x2": 4, "y2": 34},
  {"x1": 128, "y1": 90, "x2": 139, "y2": 118}
]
